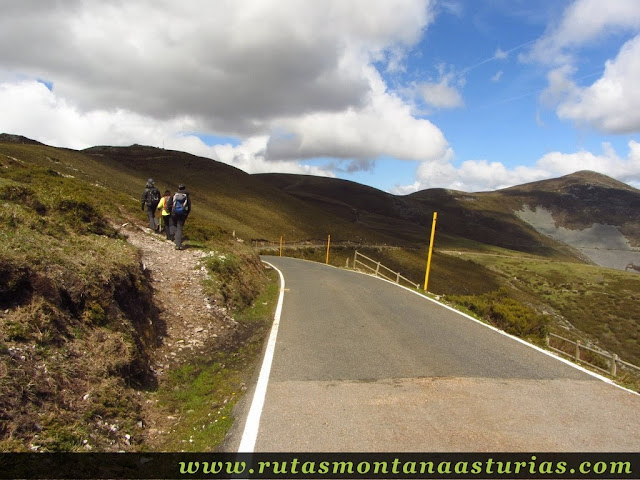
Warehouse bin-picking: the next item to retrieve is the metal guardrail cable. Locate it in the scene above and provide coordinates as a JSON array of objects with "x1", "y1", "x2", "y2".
[{"x1": 353, "y1": 250, "x2": 421, "y2": 290}]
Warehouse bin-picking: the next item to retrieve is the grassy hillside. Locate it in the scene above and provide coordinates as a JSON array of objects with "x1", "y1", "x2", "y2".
[
  {"x1": 258, "y1": 170, "x2": 640, "y2": 376},
  {"x1": 0, "y1": 154, "x2": 159, "y2": 450},
  {"x1": 256, "y1": 173, "x2": 423, "y2": 243},
  {"x1": 0, "y1": 139, "x2": 277, "y2": 451},
  {"x1": 258, "y1": 170, "x2": 640, "y2": 256},
  {"x1": 501, "y1": 170, "x2": 640, "y2": 247},
  {"x1": 256, "y1": 172, "x2": 589, "y2": 259},
  {"x1": 2, "y1": 133, "x2": 639, "y2": 452},
  {"x1": 0, "y1": 140, "x2": 397, "y2": 246},
  {"x1": 81, "y1": 145, "x2": 399, "y2": 244},
  {"x1": 448, "y1": 251, "x2": 640, "y2": 365}
]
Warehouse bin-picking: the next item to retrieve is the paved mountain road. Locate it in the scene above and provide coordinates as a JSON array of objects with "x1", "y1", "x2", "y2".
[{"x1": 227, "y1": 256, "x2": 640, "y2": 452}]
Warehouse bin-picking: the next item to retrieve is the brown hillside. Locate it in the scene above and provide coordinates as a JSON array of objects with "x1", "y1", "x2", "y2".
[
  {"x1": 498, "y1": 170, "x2": 640, "y2": 246},
  {"x1": 258, "y1": 173, "x2": 584, "y2": 258},
  {"x1": 258, "y1": 169, "x2": 640, "y2": 257},
  {"x1": 0, "y1": 139, "x2": 392, "y2": 244}
]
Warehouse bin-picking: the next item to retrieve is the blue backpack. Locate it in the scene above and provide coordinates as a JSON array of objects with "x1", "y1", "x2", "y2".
[{"x1": 173, "y1": 192, "x2": 188, "y2": 215}]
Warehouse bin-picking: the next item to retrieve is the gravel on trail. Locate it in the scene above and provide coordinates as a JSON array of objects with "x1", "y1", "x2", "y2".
[{"x1": 119, "y1": 223, "x2": 239, "y2": 445}]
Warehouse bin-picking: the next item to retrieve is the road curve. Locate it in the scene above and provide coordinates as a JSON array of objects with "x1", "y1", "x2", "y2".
[{"x1": 229, "y1": 256, "x2": 640, "y2": 452}]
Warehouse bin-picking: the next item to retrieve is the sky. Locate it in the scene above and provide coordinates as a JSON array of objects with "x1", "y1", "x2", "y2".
[{"x1": 1, "y1": 0, "x2": 640, "y2": 194}]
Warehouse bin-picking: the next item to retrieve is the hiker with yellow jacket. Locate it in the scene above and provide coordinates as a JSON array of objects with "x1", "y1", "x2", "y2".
[{"x1": 156, "y1": 189, "x2": 174, "y2": 240}]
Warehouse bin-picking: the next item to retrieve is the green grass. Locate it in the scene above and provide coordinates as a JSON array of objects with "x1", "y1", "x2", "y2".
[
  {"x1": 457, "y1": 253, "x2": 640, "y2": 366},
  {"x1": 447, "y1": 287, "x2": 549, "y2": 341},
  {"x1": 0, "y1": 146, "x2": 274, "y2": 451},
  {"x1": 0, "y1": 159, "x2": 159, "y2": 451},
  {"x1": 202, "y1": 248, "x2": 267, "y2": 312},
  {"x1": 151, "y1": 269, "x2": 279, "y2": 451},
  {"x1": 270, "y1": 244, "x2": 503, "y2": 296},
  {"x1": 4, "y1": 136, "x2": 639, "y2": 448}
]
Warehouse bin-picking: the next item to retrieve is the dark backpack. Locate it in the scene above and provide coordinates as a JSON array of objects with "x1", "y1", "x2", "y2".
[
  {"x1": 173, "y1": 192, "x2": 188, "y2": 215},
  {"x1": 146, "y1": 187, "x2": 161, "y2": 207},
  {"x1": 162, "y1": 195, "x2": 172, "y2": 214}
]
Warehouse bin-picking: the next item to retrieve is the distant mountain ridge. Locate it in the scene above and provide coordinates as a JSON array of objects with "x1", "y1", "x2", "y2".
[
  {"x1": 504, "y1": 171, "x2": 640, "y2": 269},
  {"x1": 503, "y1": 170, "x2": 638, "y2": 193},
  {"x1": 256, "y1": 170, "x2": 640, "y2": 269},
  {"x1": 2, "y1": 133, "x2": 639, "y2": 270},
  {"x1": 0, "y1": 133, "x2": 44, "y2": 145},
  {"x1": 3, "y1": 133, "x2": 640, "y2": 453}
]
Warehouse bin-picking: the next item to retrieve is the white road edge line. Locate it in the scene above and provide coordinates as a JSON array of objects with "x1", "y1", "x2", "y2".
[
  {"x1": 343, "y1": 264, "x2": 640, "y2": 396},
  {"x1": 237, "y1": 261, "x2": 286, "y2": 453}
]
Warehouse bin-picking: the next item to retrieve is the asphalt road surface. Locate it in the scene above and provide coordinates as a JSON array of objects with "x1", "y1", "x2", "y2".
[{"x1": 227, "y1": 256, "x2": 640, "y2": 452}]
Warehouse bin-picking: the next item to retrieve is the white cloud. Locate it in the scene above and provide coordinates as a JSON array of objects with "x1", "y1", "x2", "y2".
[
  {"x1": 539, "y1": 65, "x2": 578, "y2": 107},
  {"x1": 0, "y1": 80, "x2": 195, "y2": 149},
  {"x1": 494, "y1": 48, "x2": 508, "y2": 60},
  {"x1": 408, "y1": 159, "x2": 547, "y2": 192},
  {"x1": 553, "y1": 35, "x2": 640, "y2": 133},
  {"x1": 526, "y1": 0, "x2": 640, "y2": 135},
  {"x1": 537, "y1": 141, "x2": 640, "y2": 183},
  {"x1": 491, "y1": 70, "x2": 504, "y2": 82},
  {"x1": 0, "y1": 0, "x2": 451, "y2": 175},
  {"x1": 527, "y1": 0, "x2": 640, "y2": 66},
  {"x1": 197, "y1": 136, "x2": 336, "y2": 177},
  {"x1": 0, "y1": 0, "x2": 433, "y2": 134},
  {"x1": 394, "y1": 141, "x2": 640, "y2": 193},
  {"x1": 0, "y1": 80, "x2": 340, "y2": 178},
  {"x1": 267, "y1": 66, "x2": 450, "y2": 163},
  {"x1": 417, "y1": 71, "x2": 464, "y2": 109}
]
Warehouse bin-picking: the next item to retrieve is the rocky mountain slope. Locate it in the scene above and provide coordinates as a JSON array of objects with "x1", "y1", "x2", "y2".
[
  {"x1": 2, "y1": 133, "x2": 639, "y2": 453},
  {"x1": 257, "y1": 170, "x2": 640, "y2": 270}
]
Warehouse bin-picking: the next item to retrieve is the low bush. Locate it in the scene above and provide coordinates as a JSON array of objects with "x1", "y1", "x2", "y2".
[{"x1": 449, "y1": 287, "x2": 549, "y2": 340}]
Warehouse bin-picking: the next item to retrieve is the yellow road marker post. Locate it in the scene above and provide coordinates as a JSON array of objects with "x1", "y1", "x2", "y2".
[
  {"x1": 326, "y1": 234, "x2": 331, "y2": 264},
  {"x1": 423, "y1": 212, "x2": 438, "y2": 292}
]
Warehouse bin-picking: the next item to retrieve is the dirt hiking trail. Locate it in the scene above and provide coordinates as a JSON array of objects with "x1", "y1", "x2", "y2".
[{"x1": 119, "y1": 223, "x2": 238, "y2": 445}]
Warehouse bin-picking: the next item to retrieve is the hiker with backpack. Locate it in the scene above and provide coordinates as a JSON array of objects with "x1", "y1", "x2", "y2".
[
  {"x1": 141, "y1": 179, "x2": 161, "y2": 232},
  {"x1": 157, "y1": 189, "x2": 174, "y2": 240},
  {"x1": 171, "y1": 184, "x2": 191, "y2": 250}
]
